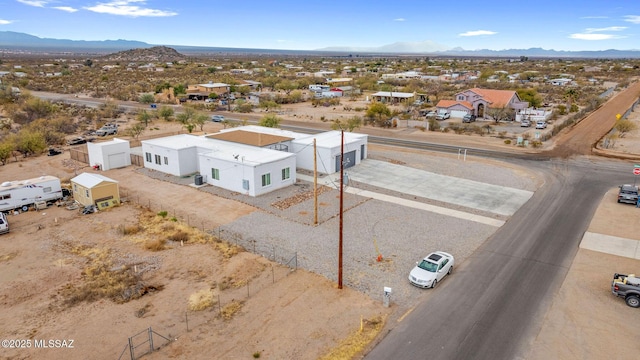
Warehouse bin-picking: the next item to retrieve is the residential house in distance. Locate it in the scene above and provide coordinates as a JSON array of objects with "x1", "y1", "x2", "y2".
[
  {"x1": 370, "y1": 91, "x2": 415, "y2": 104},
  {"x1": 436, "y1": 88, "x2": 529, "y2": 119},
  {"x1": 186, "y1": 82, "x2": 230, "y2": 100}
]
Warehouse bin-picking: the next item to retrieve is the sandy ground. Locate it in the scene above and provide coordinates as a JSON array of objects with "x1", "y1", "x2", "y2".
[{"x1": 1, "y1": 93, "x2": 640, "y2": 359}]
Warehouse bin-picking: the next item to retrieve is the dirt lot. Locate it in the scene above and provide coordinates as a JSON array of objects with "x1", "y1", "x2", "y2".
[
  {"x1": 0, "y1": 153, "x2": 389, "y2": 360},
  {"x1": 1, "y1": 87, "x2": 640, "y2": 360}
]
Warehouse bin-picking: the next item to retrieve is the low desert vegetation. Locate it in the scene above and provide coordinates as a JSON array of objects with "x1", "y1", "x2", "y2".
[
  {"x1": 188, "y1": 288, "x2": 216, "y2": 311},
  {"x1": 318, "y1": 316, "x2": 387, "y2": 360}
]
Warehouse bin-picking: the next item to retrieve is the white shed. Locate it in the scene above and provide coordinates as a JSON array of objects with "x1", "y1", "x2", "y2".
[{"x1": 87, "y1": 138, "x2": 131, "y2": 171}]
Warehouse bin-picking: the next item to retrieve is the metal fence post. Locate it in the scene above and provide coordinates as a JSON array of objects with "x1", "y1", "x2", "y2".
[
  {"x1": 128, "y1": 337, "x2": 135, "y2": 360},
  {"x1": 148, "y1": 327, "x2": 154, "y2": 354}
]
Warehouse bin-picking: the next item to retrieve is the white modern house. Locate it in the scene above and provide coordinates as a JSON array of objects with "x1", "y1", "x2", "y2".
[
  {"x1": 140, "y1": 126, "x2": 368, "y2": 196},
  {"x1": 197, "y1": 143, "x2": 296, "y2": 197},
  {"x1": 87, "y1": 138, "x2": 131, "y2": 171}
]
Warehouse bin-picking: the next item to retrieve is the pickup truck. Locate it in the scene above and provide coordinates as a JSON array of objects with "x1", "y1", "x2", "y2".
[
  {"x1": 611, "y1": 273, "x2": 640, "y2": 307},
  {"x1": 96, "y1": 124, "x2": 118, "y2": 136}
]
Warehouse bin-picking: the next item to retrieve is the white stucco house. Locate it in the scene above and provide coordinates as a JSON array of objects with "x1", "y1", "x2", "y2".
[
  {"x1": 87, "y1": 138, "x2": 131, "y2": 171},
  {"x1": 140, "y1": 126, "x2": 368, "y2": 196}
]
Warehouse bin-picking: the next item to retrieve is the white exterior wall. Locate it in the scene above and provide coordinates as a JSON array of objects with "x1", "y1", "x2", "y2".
[
  {"x1": 87, "y1": 138, "x2": 131, "y2": 171},
  {"x1": 142, "y1": 143, "x2": 199, "y2": 176},
  {"x1": 292, "y1": 133, "x2": 368, "y2": 175},
  {"x1": 198, "y1": 153, "x2": 296, "y2": 196}
]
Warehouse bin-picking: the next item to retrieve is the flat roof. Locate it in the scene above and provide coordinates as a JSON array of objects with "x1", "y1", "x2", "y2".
[
  {"x1": 292, "y1": 130, "x2": 367, "y2": 148},
  {"x1": 201, "y1": 144, "x2": 294, "y2": 166},
  {"x1": 142, "y1": 134, "x2": 214, "y2": 150},
  {"x1": 206, "y1": 130, "x2": 293, "y2": 147},
  {"x1": 141, "y1": 133, "x2": 294, "y2": 165}
]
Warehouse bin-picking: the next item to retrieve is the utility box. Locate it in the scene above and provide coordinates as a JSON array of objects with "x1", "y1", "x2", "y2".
[{"x1": 34, "y1": 201, "x2": 47, "y2": 210}]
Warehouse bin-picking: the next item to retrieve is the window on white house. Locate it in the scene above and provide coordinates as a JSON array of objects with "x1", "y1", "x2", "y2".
[
  {"x1": 155, "y1": 155, "x2": 161, "y2": 165},
  {"x1": 281, "y1": 167, "x2": 290, "y2": 180},
  {"x1": 164, "y1": 156, "x2": 168, "y2": 165},
  {"x1": 211, "y1": 168, "x2": 220, "y2": 180},
  {"x1": 145, "y1": 152, "x2": 152, "y2": 162},
  {"x1": 261, "y1": 173, "x2": 271, "y2": 187}
]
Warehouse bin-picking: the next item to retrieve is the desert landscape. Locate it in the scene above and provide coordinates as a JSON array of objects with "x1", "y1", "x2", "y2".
[{"x1": 1, "y1": 77, "x2": 640, "y2": 360}]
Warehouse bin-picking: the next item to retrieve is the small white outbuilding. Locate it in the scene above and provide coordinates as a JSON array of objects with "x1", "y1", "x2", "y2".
[{"x1": 87, "y1": 138, "x2": 131, "y2": 171}]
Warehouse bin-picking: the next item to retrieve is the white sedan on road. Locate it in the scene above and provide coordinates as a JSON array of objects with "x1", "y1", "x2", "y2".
[{"x1": 409, "y1": 251, "x2": 454, "y2": 288}]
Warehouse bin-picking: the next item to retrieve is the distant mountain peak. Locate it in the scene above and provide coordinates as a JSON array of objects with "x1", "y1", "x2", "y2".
[{"x1": 102, "y1": 46, "x2": 185, "y2": 62}]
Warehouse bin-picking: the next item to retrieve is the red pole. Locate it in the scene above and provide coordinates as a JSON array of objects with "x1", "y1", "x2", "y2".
[{"x1": 338, "y1": 130, "x2": 344, "y2": 289}]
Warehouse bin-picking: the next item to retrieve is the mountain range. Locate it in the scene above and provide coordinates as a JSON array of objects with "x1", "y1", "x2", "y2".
[{"x1": 2, "y1": 31, "x2": 640, "y2": 59}]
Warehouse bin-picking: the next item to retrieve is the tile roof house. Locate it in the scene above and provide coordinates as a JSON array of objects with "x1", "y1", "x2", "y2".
[{"x1": 436, "y1": 88, "x2": 529, "y2": 118}]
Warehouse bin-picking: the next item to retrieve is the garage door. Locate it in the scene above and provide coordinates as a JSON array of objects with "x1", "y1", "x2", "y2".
[
  {"x1": 108, "y1": 153, "x2": 127, "y2": 169},
  {"x1": 335, "y1": 150, "x2": 356, "y2": 172}
]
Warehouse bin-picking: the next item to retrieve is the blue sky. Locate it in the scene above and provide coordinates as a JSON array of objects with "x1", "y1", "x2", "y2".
[{"x1": 1, "y1": 0, "x2": 639, "y2": 52}]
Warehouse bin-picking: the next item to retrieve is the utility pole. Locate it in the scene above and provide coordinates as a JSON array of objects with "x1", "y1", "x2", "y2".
[
  {"x1": 314, "y1": 138, "x2": 318, "y2": 226},
  {"x1": 338, "y1": 130, "x2": 344, "y2": 289}
]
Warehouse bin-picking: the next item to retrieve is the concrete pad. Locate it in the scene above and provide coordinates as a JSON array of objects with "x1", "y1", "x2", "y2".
[
  {"x1": 345, "y1": 159, "x2": 533, "y2": 216},
  {"x1": 580, "y1": 232, "x2": 640, "y2": 259}
]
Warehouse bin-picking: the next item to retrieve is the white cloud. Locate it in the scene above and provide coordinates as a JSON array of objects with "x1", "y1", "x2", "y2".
[
  {"x1": 584, "y1": 26, "x2": 626, "y2": 33},
  {"x1": 624, "y1": 15, "x2": 640, "y2": 24},
  {"x1": 394, "y1": 18, "x2": 406, "y2": 22},
  {"x1": 569, "y1": 33, "x2": 625, "y2": 40},
  {"x1": 84, "y1": 0, "x2": 177, "y2": 17},
  {"x1": 458, "y1": 30, "x2": 497, "y2": 37},
  {"x1": 0, "y1": 19, "x2": 13, "y2": 25},
  {"x1": 53, "y1": 6, "x2": 78, "y2": 13},
  {"x1": 17, "y1": 0, "x2": 47, "y2": 7}
]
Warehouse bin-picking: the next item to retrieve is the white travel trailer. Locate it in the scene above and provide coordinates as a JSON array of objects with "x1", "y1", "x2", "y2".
[{"x1": 0, "y1": 175, "x2": 63, "y2": 212}]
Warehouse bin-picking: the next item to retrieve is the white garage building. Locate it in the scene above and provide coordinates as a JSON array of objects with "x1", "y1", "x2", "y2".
[{"x1": 87, "y1": 138, "x2": 131, "y2": 171}]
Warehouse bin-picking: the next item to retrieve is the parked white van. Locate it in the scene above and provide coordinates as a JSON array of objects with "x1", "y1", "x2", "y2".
[{"x1": 0, "y1": 212, "x2": 9, "y2": 235}]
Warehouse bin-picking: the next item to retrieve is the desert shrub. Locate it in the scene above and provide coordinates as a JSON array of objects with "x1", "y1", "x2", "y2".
[
  {"x1": 168, "y1": 230, "x2": 189, "y2": 242},
  {"x1": 157, "y1": 210, "x2": 168, "y2": 218},
  {"x1": 497, "y1": 131, "x2": 507, "y2": 139},
  {"x1": 188, "y1": 289, "x2": 215, "y2": 311},
  {"x1": 144, "y1": 238, "x2": 167, "y2": 251},
  {"x1": 220, "y1": 300, "x2": 244, "y2": 320},
  {"x1": 61, "y1": 246, "x2": 144, "y2": 306},
  {"x1": 530, "y1": 141, "x2": 543, "y2": 148},
  {"x1": 504, "y1": 139, "x2": 512, "y2": 145},
  {"x1": 118, "y1": 224, "x2": 142, "y2": 235}
]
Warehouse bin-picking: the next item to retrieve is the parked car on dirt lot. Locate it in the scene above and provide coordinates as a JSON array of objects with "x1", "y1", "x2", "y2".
[
  {"x1": 617, "y1": 184, "x2": 639, "y2": 204},
  {"x1": 425, "y1": 111, "x2": 437, "y2": 118},
  {"x1": 535, "y1": 121, "x2": 547, "y2": 129},
  {"x1": 520, "y1": 119, "x2": 531, "y2": 127},
  {"x1": 462, "y1": 114, "x2": 476, "y2": 123},
  {"x1": 67, "y1": 137, "x2": 90, "y2": 145},
  {"x1": 211, "y1": 115, "x2": 225, "y2": 122},
  {"x1": 436, "y1": 112, "x2": 450, "y2": 121},
  {"x1": 409, "y1": 251, "x2": 454, "y2": 288},
  {"x1": 96, "y1": 124, "x2": 118, "y2": 136}
]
